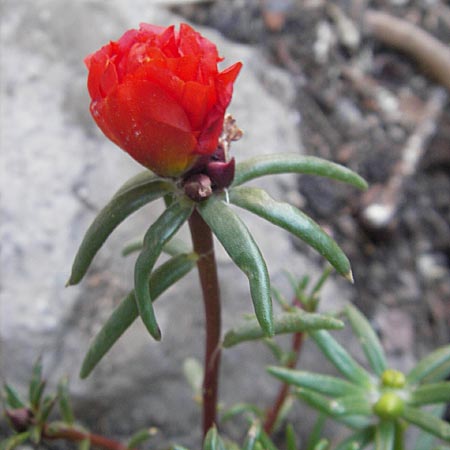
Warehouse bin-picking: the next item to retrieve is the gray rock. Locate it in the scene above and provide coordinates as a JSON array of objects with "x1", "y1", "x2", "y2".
[{"x1": 0, "y1": 0, "x2": 351, "y2": 447}]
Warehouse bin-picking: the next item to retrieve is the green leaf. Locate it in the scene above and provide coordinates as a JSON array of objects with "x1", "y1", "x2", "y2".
[
  {"x1": 413, "y1": 405, "x2": 446, "y2": 450},
  {"x1": 409, "y1": 382, "x2": 450, "y2": 406},
  {"x1": 134, "y1": 200, "x2": 194, "y2": 340},
  {"x1": 242, "y1": 422, "x2": 262, "y2": 450},
  {"x1": 334, "y1": 427, "x2": 374, "y2": 450},
  {"x1": 345, "y1": 304, "x2": 387, "y2": 376},
  {"x1": 223, "y1": 311, "x2": 343, "y2": 348},
  {"x1": 203, "y1": 426, "x2": 226, "y2": 450},
  {"x1": 112, "y1": 170, "x2": 158, "y2": 198},
  {"x1": 80, "y1": 253, "x2": 197, "y2": 378},
  {"x1": 258, "y1": 430, "x2": 279, "y2": 450},
  {"x1": 221, "y1": 403, "x2": 263, "y2": 423},
  {"x1": 127, "y1": 428, "x2": 157, "y2": 448},
  {"x1": 402, "y1": 406, "x2": 450, "y2": 441},
  {"x1": 267, "y1": 367, "x2": 365, "y2": 397},
  {"x1": 229, "y1": 187, "x2": 352, "y2": 280},
  {"x1": 312, "y1": 439, "x2": 330, "y2": 450},
  {"x1": 172, "y1": 446, "x2": 190, "y2": 450},
  {"x1": 0, "y1": 432, "x2": 30, "y2": 450},
  {"x1": 285, "y1": 423, "x2": 298, "y2": 450},
  {"x1": 4, "y1": 384, "x2": 25, "y2": 409},
  {"x1": 198, "y1": 196, "x2": 273, "y2": 336},
  {"x1": 407, "y1": 345, "x2": 450, "y2": 384},
  {"x1": 67, "y1": 177, "x2": 173, "y2": 286},
  {"x1": 58, "y1": 377, "x2": 74, "y2": 425},
  {"x1": 233, "y1": 153, "x2": 368, "y2": 190},
  {"x1": 297, "y1": 389, "x2": 372, "y2": 417},
  {"x1": 122, "y1": 236, "x2": 192, "y2": 258},
  {"x1": 29, "y1": 358, "x2": 45, "y2": 410},
  {"x1": 375, "y1": 421, "x2": 395, "y2": 450},
  {"x1": 39, "y1": 394, "x2": 57, "y2": 422},
  {"x1": 305, "y1": 414, "x2": 326, "y2": 450},
  {"x1": 183, "y1": 358, "x2": 203, "y2": 397},
  {"x1": 78, "y1": 438, "x2": 90, "y2": 450},
  {"x1": 309, "y1": 330, "x2": 373, "y2": 387}
]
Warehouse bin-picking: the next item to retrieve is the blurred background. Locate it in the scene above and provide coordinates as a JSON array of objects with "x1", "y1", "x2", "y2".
[{"x1": 1, "y1": 0, "x2": 449, "y2": 448}]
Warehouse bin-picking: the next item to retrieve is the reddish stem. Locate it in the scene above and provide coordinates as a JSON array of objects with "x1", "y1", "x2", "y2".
[
  {"x1": 44, "y1": 424, "x2": 132, "y2": 450},
  {"x1": 188, "y1": 209, "x2": 222, "y2": 439},
  {"x1": 263, "y1": 303, "x2": 305, "y2": 434}
]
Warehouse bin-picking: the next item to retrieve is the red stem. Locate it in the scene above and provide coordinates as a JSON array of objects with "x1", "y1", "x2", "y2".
[
  {"x1": 263, "y1": 303, "x2": 305, "y2": 434},
  {"x1": 44, "y1": 425, "x2": 132, "y2": 450},
  {"x1": 188, "y1": 209, "x2": 222, "y2": 439}
]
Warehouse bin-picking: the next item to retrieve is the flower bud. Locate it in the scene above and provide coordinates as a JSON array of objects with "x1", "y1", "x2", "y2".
[
  {"x1": 381, "y1": 369, "x2": 406, "y2": 388},
  {"x1": 373, "y1": 392, "x2": 405, "y2": 420},
  {"x1": 85, "y1": 23, "x2": 242, "y2": 178}
]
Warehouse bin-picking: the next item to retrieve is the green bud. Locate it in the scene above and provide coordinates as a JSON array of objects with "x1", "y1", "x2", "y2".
[
  {"x1": 381, "y1": 369, "x2": 406, "y2": 388},
  {"x1": 373, "y1": 392, "x2": 405, "y2": 420}
]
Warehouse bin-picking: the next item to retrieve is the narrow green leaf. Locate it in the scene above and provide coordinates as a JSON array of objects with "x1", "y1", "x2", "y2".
[
  {"x1": 183, "y1": 358, "x2": 203, "y2": 397},
  {"x1": 242, "y1": 422, "x2": 262, "y2": 450},
  {"x1": 58, "y1": 377, "x2": 74, "y2": 425},
  {"x1": 112, "y1": 170, "x2": 158, "y2": 198},
  {"x1": 262, "y1": 338, "x2": 286, "y2": 363},
  {"x1": 203, "y1": 426, "x2": 226, "y2": 450},
  {"x1": 407, "y1": 345, "x2": 450, "y2": 384},
  {"x1": 78, "y1": 438, "x2": 90, "y2": 450},
  {"x1": 409, "y1": 382, "x2": 450, "y2": 406},
  {"x1": 285, "y1": 424, "x2": 298, "y2": 450},
  {"x1": 258, "y1": 430, "x2": 279, "y2": 450},
  {"x1": 80, "y1": 253, "x2": 197, "y2": 378},
  {"x1": 334, "y1": 427, "x2": 374, "y2": 450},
  {"x1": 221, "y1": 403, "x2": 263, "y2": 423},
  {"x1": 375, "y1": 422, "x2": 395, "y2": 450},
  {"x1": 39, "y1": 394, "x2": 57, "y2": 422},
  {"x1": 134, "y1": 200, "x2": 194, "y2": 340},
  {"x1": 172, "y1": 446, "x2": 190, "y2": 450},
  {"x1": 305, "y1": 414, "x2": 327, "y2": 450},
  {"x1": 312, "y1": 439, "x2": 330, "y2": 450},
  {"x1": 127, "y1": 428, "x2": 156, "y2": 448},
  {"x1": 122, "y1": 236, "x2": 192, "y2": 258},
  {"x1": 4, "y1": 384, "x2": 25, "y2": 409},
  {"x1": 345, "y1": 304, "x2": 387, "y2": 376},
  {"x1": 402, "y1": 406, "x2": 450, "y2": 441},
  {"x1": 0, "y1": 432, "x2": 30, "y2": 450},
  {"x1": 229, "y1": 187, "x2": 352, "y2": 279},
  {"x1": 233, "y1": 153, "x2": 368, "y2": 190},
  {"x1": 29, "y1": 358, "x2": 45, "y2": 409},
  {"x1": 413, "y1": 405, "x2": 446, "y2": 450},
  {"x1": 29, "y1": 425, "x2": 41, "y2": 444},
  {"x1": 267, "y1": 367, "x2": 365, "y2": 397},
  {"x1": 223, "y1": 311, "x2": 343, "y2": 348},
  {"x1": 296, "y1": 389, "x2": 372, "y2": 421},
  {"x1": 67, "y1": 178, "x2": 173, "y2": 286},
  {"x1": 309, "y1": 330, "x2": 373, "y2": 387},
  {"x1": 198, "y1": 196, "x2": 273, "y2": 336}
]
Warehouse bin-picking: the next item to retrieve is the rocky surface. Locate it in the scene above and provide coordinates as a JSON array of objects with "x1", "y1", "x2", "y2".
[{"x1": 0, "y1": 1, "x2": 356, "y2": 447}]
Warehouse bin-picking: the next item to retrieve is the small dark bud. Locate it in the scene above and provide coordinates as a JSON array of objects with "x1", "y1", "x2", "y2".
[
  {"x1": 6, "y1": 408, "x2": 33, "y2": 432},
  {"x1": 183, "y1": 174, "x2": 213, "y2": 201},
  {"x1": 207, "y1": 158, "x2": 235, "y2": 189}
]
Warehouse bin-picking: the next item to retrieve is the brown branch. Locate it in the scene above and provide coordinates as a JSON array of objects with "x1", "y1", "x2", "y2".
[
  {"x1": 364, "y1": 9, "x2": 450, "y2": 91},
  {"x1": 44, "y1": 424, "x2": 133, "y2": 450},
  {"x1": 189, "y1": 209, "x2": 222, "y2": 438}
]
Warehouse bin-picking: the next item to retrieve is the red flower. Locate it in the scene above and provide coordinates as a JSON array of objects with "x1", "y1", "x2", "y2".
[{"x1": 85, "y1": 23, "x2": 242, "y2": 178}]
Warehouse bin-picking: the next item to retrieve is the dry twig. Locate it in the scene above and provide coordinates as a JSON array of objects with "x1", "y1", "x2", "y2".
[
  {"x1": 364, "y1": 10, "x2": 450, "y2": 91},
  {"x1": 360, "y1": 87, "x2": 448, "y2": 229}
]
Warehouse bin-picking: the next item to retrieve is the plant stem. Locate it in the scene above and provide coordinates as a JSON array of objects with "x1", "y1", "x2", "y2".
[
  {"x1": 189, "y1": 209, "x2": 222, "y2": 438},
  {"x1": 263, "y1": 327, "x2": 305, "y2": 434},
  {"x1": 44, "y1": 425, "x2": 132, "y2": 450}
]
